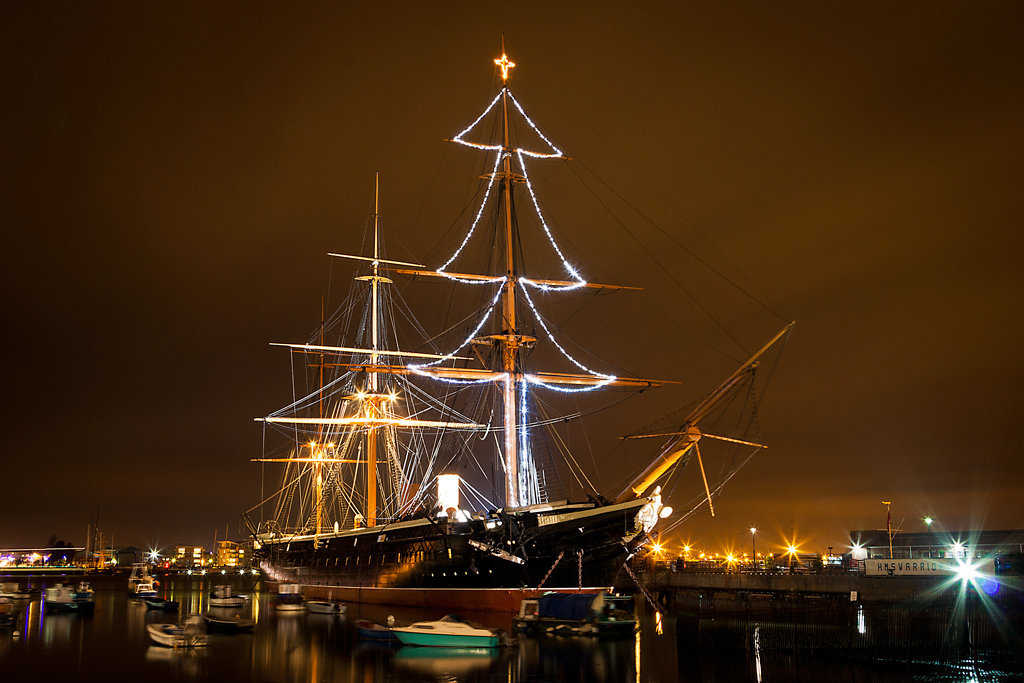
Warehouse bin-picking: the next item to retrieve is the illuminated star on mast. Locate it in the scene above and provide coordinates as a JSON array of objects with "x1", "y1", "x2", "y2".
[{"x1": 494, "y1": 52, "x2": 515, "y2": 80}]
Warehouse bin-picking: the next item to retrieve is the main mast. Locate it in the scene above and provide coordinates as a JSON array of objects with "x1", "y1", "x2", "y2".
[{"x1": 495, "y1": 50, "x2": 522, "y2": 508}]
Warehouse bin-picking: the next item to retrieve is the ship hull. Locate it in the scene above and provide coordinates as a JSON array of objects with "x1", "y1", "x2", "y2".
[{"x1": 257, "y1": 498, "x2": 650, "y2": 612}]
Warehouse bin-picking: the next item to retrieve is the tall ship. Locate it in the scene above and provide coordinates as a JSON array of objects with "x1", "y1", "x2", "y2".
[{"x1": 246, "y1": 48, "x2": 792, "y2": 611}]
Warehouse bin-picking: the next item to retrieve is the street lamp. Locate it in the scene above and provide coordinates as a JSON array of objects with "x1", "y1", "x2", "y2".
[
  {"x1": 924, "y1": 516, "x2": 934, "y2": 559},
  {"x1": 749, "y1": 527, "x2": 757, "y2": 567},
  {"x1": 882, "y1": 500, "x2": 893, "y2": 559}
]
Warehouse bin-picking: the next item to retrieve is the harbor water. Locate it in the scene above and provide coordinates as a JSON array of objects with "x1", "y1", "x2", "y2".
[{"x1": 1, "y1": 574, "x2": 1021, "y2": 681}]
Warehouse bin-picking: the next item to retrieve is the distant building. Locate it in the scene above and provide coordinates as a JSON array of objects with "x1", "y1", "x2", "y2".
[
  {"x1": 849, "y1": 529, "x2": 1024, "y2": 571},
  {"x1": 173, "y1": 545, "x2": 207, "y2": 568},
  {"x1": 216, "y1": 541, "x2": 249, "y2": 569},
  {"x1": 115, "y1": 546, "x2": 148, "y2": 567}
]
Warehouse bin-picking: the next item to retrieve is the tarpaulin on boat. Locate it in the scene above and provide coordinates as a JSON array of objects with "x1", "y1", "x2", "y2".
[{"x1": 536, "y1": 593, "x2": 598, "y2": 620}]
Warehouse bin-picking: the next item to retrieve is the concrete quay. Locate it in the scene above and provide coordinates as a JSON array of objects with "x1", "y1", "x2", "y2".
[{"x1": 625, "y1": 569, "x2": 1022, "y2": 604}]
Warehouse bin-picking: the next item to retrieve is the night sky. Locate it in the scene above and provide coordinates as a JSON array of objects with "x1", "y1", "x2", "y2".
[{"x1": 3, "y1": 3, "x2": 1022, "y2": 556}]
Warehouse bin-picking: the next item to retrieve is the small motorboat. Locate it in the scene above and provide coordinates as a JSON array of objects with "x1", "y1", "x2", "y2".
[
  {"x1": 203, "y1": 612, "x2": 256, "y2": 632},
  {"x1": 392, "y1": 615, "x2": 499, "y2": 648},
  {"x1": 272, "y1": 582, "x2": 305, "y2": 612},
  {"x1": 355, "y1": 618, "x2": 399, "y2": 642},
  {"x1": 128, "y1": 564, "x2": 159, "y2": 599},
  {"x1": 208, "y1": 585, "x2": 246, "y2": 608},
  {"x1": 145, "y1": 598, "x2": 180, "y2": 612},
  {"x1": 307, "y1": 600, "x2": 346, "y2": 615},
  {"x1": 147, "y1": 618, "x2": 207, "y2": 648},
  {"x1": 0, "y1": 582, "x2": 33, "y2": 600},
  {"x1": 44, "y1": 583, "x2": 95, "y2": 614}
]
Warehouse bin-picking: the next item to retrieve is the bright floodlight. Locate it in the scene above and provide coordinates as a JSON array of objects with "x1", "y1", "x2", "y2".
[
  {"x1": 955, "y1": 560, "x2": 979, "y2": 582},
  {"x1": 924, "y1": 516, "x2": 933, "y2": 526}
]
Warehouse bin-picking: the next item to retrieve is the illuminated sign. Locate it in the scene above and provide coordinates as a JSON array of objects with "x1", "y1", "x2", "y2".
[{"x1": 865, "y1": 558, "x2": 995, "y2": 577}]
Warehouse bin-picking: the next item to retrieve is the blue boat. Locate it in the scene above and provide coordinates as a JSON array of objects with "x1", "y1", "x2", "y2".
[
  {"x1": 391, "y1": 615, "x2": 498, "y2": 648},
  {"x1": 354, "y1": 619, "x2": 398, "y2": 642}
]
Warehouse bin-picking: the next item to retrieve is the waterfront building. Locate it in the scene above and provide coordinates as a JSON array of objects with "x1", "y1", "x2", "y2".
[
  {"x1": 215, "y1": 541, "x2": 249, "y2": 569},
  {"x1": 172, "y1": 545, "x2": 207, "y2": 568}
]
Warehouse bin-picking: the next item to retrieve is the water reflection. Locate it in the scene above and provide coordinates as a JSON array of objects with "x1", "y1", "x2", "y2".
[
  {"x1": 393, "y1": 646, "x2": 496, "y2": 677},
  {"x1": 0, "y1": 575, "x2": 1020, "y2": 681}
]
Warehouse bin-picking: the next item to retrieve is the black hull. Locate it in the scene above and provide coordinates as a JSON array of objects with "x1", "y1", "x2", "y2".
[{"x1": 257, "y1": 498, "x2": 649, "y2": 610}]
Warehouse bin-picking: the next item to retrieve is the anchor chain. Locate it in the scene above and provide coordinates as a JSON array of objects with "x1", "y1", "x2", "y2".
[
  {"x1": 537, "y1": 551, "x2": 564, "y2": 589},
  {"x1": 577, "y1": 549, "x2": 583, "y2": 591},
  {"x1": 622, "y1": 561, "x2": 664, "y2": 614}
]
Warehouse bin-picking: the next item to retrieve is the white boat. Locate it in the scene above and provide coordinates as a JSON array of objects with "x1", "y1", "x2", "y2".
[
  {"x1": 306, "y1": 599, "x2": 346, "y2": 615},
  {"x1": 273, "y1": 582, "x2": 305, "y2": 612},
  {"x1": 44, "y1": 583, "x2": 94, "y2": 614},
  {"x1": 208, "y1": 584, "x2": 246, "y2": 608},
  {"x1": 0, "y1": 582, "x2": 32, "y2": 600},
  {"x1": 147, "y1": 618, "x2": 208, "y2": 648},
  {"x1": 392, "y1": 615, "x2": 499, "y2": 648},
  {"x1": 128, "y1": 563, "x2": 159, "y2": 599}
]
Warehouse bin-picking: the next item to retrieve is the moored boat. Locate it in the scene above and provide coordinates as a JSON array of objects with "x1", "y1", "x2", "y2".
[
  {"x1": 0, "y1": 582, "x2": 32, "y2": 600},
  {"x1": 145, "y1": 598, "x2": 179, "y2": 612},
  {"x1": 392, "y1": 615, "x2": 499, "y2": 648},
  {"x1": 44, "y1": 583, "x2": 94, "y2": 614},
  {"x1": 147, "y1": 619, "x2": 208, "y2": 648},
  {"x1": 514, "y1": 591, "x2": 635, "y2": 636},
  {"x1": 208, "y1": 584, "x2": 246, "y2": 608},
  {"x1": 127, "y1": 563, "x2": 159, "y2": 599},
  {"x1": 273, "y1": 582, "x2": 305, "y2": 612},
  {"x1": 354, "y1": 618, "x2": 398, "y2": 642},
  {"x1": 203, "y1": 611, "x2": 256, "y2": 632},
  {"x1": 307, "y1": 599, "x2": 345, "y2": 615}
]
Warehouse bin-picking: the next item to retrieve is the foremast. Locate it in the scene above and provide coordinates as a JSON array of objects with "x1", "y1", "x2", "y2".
[{"x1": 255, "y1": 176, "x2": 481, "y2": 537}]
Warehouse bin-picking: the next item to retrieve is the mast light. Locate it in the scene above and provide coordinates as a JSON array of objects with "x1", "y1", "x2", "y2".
[{"x1": 494, "y1": 53, "x2": 515, "y2": 80}]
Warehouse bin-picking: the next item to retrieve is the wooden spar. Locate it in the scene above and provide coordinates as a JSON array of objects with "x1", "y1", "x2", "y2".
[
  {"x1": 270, "y1": 342, "x2": 470, "y2": 361},
  {"x1": 392, "y1": 268, "x2": 640, "y2": 291},
  {"x1": 317, "y1": 362, "x2": 674, "y2": 388},
  {"x1": 618, "y1": 322, "x2": 794, "y2": 501},
  {"x1": 255, "y1": 416, "x2": 483, "y2": 429},
  {"x1": 694, "y1": 442, "x2": 715, "y2": 517},
  {"x1": 251, "y1": 458, "x2": 369, "y2": 463},
  {"x1": 328, "y1": 252, "x2": 425, "y2": 269}
]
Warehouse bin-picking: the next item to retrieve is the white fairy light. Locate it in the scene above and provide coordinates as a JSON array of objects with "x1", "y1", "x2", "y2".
[
  {"x1": 438, "y1": 151, "x2": 505, "y2": 278},
  {"x1": 521, "y1": 285, "x2": 616, "y2": 392},
  {"x1": 451, "y1": 90, "x2": 505, "y2": 151},
  {"x1": 406, "y1": 287, "x2": 505, "y2": 385},
  {"x1": 506, "y1": 90, "x2": 564, "y2": 158},
  {"x1": 515, "y1": 150, "x2": 584, "y2": 286},
  {"x1": 525, "y1": 374, "x2": 616, "y2": 393}
]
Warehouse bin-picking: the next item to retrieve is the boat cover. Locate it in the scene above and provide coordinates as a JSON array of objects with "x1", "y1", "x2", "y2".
[{"x1": 536, "y1": 593, "x2": 597, "y2": 620}]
